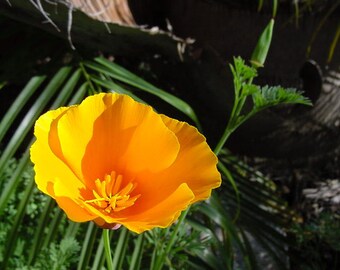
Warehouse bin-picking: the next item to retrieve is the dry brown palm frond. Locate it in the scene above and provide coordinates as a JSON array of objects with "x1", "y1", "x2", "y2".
[{"x1": 67, "y1": 0, "x2": 135, "y2": 25}]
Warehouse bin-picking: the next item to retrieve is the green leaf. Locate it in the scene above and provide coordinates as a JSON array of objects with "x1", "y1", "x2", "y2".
[
  {"x1": 113, "y1": 228, "x2": 130, "y2": 270},
  {"x1": 0, "y1": 81, "x2": 6, "y2": 91},
  {"x1": 129, "y1": 234, "x2": 145, "y2": 270},
  {"x1": 0, "y1": 151, "x2": 30, "y2": 216},
  {"x1": 0, "y1": 75, "x2": 45, "y2": 143},
  {"x1": 232, "y1": 57, "x2": 257, "y2": 85},
  {"x1": 252, "y1": 86, "x2": 312, "y2": 110},
  {"x1": 91, "y1": 237, "x2": 105, "y2": 270},
  {"x1": 84, "y1": 57, "x2": 201, "y2": 128},
  {"x1": 243, "y1": 84, "x2": 259, "y2": 97},
  {"x1": 28, "y1": 198, "x2": 56, "y2": 265},
  {"x1": 1, "y1": 176, "x2": 35, "y2": 269},
  {"x1": 0, "y1": 66, "x2": 72, "y2": 175},
  {"x1": 193, "y1": 152, "x2": 297, "y2": 270},
  {"x1": 77, "y1": 223, "x2": 99, "y2": 270},
  {"x1": 90, "y1": 74, "x2": 145, "y2": 103}
]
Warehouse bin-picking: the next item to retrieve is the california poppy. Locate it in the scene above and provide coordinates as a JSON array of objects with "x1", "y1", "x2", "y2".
[{"x1": 30, "y1": 93, "x2": 221, "y2": 233}]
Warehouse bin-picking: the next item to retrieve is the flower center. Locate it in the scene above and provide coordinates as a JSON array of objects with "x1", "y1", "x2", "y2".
[{"x1": 85, "y1": 172, "x2": 140, "y2": 213}]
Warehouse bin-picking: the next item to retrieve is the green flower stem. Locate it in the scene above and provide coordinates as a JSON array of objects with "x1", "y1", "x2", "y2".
[
  {"x1": 214, "y1": 109, "x2": 256, "y2": 156},
  {"x1": 213, "y1": 126, "x2": 234, "y2": 156},
  {"x1": 214, "y1": 66, "x2": 257, "y2": 156},
  {"x1": 103, "y1": 229, "x2": 114, "y2": 270},
  {"x1": 214, "y1": 98, "x2": 239, "y2": 155}
]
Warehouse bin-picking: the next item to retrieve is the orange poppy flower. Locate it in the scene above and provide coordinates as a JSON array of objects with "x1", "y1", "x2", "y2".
[{"x1": 30, "y1": 93, "x2": 221, "y2": 233}]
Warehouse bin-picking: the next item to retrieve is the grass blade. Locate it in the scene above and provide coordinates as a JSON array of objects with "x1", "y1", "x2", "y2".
[
  {"x1": 77, "y1": 222, "x2": 98, "y2": 270},
  {"x1": 91, "y1": 237, "x2": 105, "y2": 270},
  {"x1": 0, "y1": 151, "x2": 30, "y2": 215},
  {"x1": 27, "y1": 197, "x2": 55, "y2": 265},
  {"x1": 112, "y1": 228, "x2": 130, "y2": 270},
  {"x1": 1, "y1": 174, "x2": 35, "y2": 269},
  {"x1": 129, "y1": 234, "x2": 145, "y2": 270}
]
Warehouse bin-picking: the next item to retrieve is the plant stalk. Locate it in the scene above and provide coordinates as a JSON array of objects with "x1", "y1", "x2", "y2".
[{"x1": 103, "y1": 229, "x2": 114, "y2": 270}]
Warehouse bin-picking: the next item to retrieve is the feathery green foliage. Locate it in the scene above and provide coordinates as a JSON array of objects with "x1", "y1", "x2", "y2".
[{"x1": 214, "y1": 56, "x2": 311, "y2": 155}]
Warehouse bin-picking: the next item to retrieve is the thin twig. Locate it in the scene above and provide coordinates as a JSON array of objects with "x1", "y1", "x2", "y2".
[
  {"x1": 67, "y1": 3, "x2": 76, "y2": 50},
  {"x1": 29, "y1": 0, "x2": 60, "y2": 31}
]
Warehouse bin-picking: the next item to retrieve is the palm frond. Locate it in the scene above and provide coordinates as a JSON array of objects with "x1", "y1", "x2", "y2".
[
  {"x1": 190, "y1": 152, "x2": 296, "y2": 270},
  {"x1": 83, "y1": 58, "x2": 201, "y2": 128}
]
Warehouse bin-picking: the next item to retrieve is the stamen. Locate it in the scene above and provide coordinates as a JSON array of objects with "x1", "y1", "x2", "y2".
[{"x1": 85, "y1": 172, "x2": 140, "y2": 213}]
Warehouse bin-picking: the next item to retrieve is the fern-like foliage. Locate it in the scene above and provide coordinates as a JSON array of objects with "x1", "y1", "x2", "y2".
[
  {"x1": 232, "y1": 56, "x2": 311, "y2": 122},
  {"x1": 23, "y1": 237, "x2": 80, "y2": 270},
  {"x1": 252, "y1": 85, "x2": 312, "y2": 110}
]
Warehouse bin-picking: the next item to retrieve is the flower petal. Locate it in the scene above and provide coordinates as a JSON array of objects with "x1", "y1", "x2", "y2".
[
  {"x1": 161, "y1": 116, "x2": 221, "y2": 202},
  {"x1": 54, "y1": 93, "x2": 179, "y2": 183},
  {"x1": 116, "y1": 101, "x2": 180, "y2": 174},
  {"x1": 53, "y1": 179, "x2": 95, "y2": 222},
  {"x1": 117, "y1": 183, "x2": 194, "y2": 233},
  {"x1": 49, "y1": 93, "x2": 119, "y2": 181},
  {"x1": 30, "y1": 107, "x2": 82, "y2": 196},
  {"x1": 128, "y1": 116, "x2": 221, "y2": 210}
]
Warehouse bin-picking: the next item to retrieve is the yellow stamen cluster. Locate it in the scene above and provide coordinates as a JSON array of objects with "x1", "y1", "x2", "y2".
[{"x1": 86, "y1": 172, "x2": 140, "y2": 213}]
